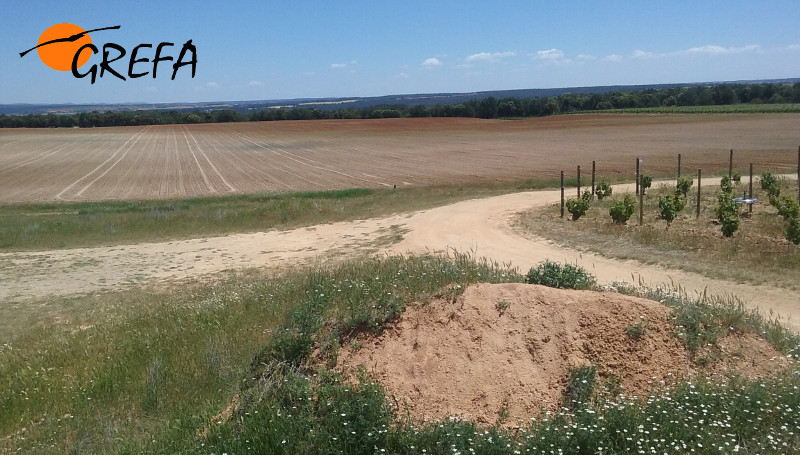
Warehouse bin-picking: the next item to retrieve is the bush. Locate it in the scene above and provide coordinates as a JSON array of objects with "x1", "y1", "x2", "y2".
[
  {"x1": 565, "y1": 191, "x2": 592, "y2": 221},
  {"x1": 761, "y1": 170, "x2": 776, "y2": 190},
  {"x1": 732, "y1": 170, "x2": 742, "y2": 183},
  {"x1": 608, "y1": 194, "x2": 636, "y2": 224},
  {"x1": 776, "y1": 196, "x2": 800, "y2": 220},
  {"x1": 715, "y1": 192, "x2": 740, "y2": 238},
  {"x1": 676, "y1": 176, "x2": 693, "y2": 197},
  {"x1": 525, "y1": 260, "x2": 596, "y2": 290},
  {"x1": 640, "y1": 175, "x2": 652, "y2": 195},
  {"x1": 595, "y1": 180, "x2": 612, "y2": 200},
  {"x1": 658, "y1": 194, "x2": 677, "y2": 228},
  {"x1": 720, "y1": 175, "x2": 733, "y2": 193},
  {"x1": 787, "y1": 216, "x2": 800, "y2": 245}
]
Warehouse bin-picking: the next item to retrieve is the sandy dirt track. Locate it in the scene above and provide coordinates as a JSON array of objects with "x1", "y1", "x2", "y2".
[{"x1": 3, "y1": 182, "x2": 798, "y2": 331}]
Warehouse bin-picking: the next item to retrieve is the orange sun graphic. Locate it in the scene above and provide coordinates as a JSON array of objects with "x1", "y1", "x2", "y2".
[{"x1": 36, "y1": 23, "x2": 93, "y2": 71}]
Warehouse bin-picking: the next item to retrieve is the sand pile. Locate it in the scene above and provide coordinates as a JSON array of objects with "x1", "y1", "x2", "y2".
[{"x1": 337, "y1": 283, "x2": 789, "y2": 426}]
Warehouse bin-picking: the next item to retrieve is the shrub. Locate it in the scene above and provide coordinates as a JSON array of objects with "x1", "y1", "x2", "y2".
[
  {"x1": 787, "y1": 216, "x2": 800, "y2": 245},
  {"x1": 676, "y1": 176, "x2": 693, "y2": 197},
  {"x1": 640, "y1": 175, "x2": 652, "y2": 195},
  {"x1": 761, "y1": 170, "x2": 776, "y2": 190},
  {"x1": 565, "y1": 191, "x2": 592, "y2": 220},
  {"x1": 720, "y1": 175, "x2": 733, "y2": 193},
  {"x1": 732, "y1": 169, "x2": 742, "y2": 183},
  {"x1": 525, "y1": 260, "x2": 596, "y2": 290},
  {"x1": 776, "y1": 196, "x2": 800, "y2": 220},
  {"x1": 595, "y1": 180, "x2": 612, "y2": 200},
  {"x1": 715, "y1": 192, "x2": 740, "y2": 237},
  {"x1": 608, "y1": 194, "x2": 636, "y2": 224},
  {"x1": 658, "y1": 194, "x2": 677, "y2": 228}
]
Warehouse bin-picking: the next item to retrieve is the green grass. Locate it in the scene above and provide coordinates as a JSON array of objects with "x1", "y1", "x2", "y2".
[
  {"x1": 0, "y1": 252, "x2": 521, "y2": 454},
  {"x1": 0, "y1": 179, "x2": 566, "y2": 252},
  {"x1": 3, "y1": 253, "x2": 799, "y2": 454}
]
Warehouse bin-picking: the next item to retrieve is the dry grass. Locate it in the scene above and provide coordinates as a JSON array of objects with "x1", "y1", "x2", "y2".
[{"x1": 516, "y1": 177, "x2": 800, "y2": 290}]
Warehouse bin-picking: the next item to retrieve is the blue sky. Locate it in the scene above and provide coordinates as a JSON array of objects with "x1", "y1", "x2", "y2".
[{"x1": 2, "y1": 0, "x2": 799, "y2": 104}]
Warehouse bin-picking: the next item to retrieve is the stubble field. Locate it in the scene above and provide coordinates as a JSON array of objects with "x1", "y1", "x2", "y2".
[{"x1": 1, "y1": 114, "x2": 798, "y2": 204}]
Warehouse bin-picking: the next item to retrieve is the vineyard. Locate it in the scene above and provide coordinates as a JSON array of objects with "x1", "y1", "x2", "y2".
[{"x1": 1, "y1": 114, "x2": 799, "y2": 204}]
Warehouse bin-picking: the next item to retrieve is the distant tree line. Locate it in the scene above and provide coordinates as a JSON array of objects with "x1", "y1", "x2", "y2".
[{"x1": 2, "y1": 82, "x2": 800, "y2": 128}]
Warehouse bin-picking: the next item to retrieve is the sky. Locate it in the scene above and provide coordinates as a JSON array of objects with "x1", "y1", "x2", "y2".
[{"x1": 1, "y1": 0, "x2": 799, "y2": 105}]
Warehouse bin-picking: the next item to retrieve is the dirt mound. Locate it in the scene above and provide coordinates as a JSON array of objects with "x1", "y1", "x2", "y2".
[{"x1": 337, "y1": 283, "x2": 789, "y2": 426}]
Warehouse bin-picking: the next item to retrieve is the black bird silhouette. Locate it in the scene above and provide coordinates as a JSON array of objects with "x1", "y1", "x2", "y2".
[{"x1": 19, "y1": 25, "x2": 121, "y2": 58}]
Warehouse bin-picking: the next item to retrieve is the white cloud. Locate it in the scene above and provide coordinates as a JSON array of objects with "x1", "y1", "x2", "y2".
[
  {"x1": 602, "y1": 54, "x2": 623, "y2": 62},
  {"x1": 465, "y1": 51, "x2": 516, "y2": 63},
  {"x1": 206, "y1": 81, "x2": 220, "y2": 88},
  {"x1": 632, "y1": 49, "x2": 659, "y2": 59},
  {"x1": 395, "y1": 72, "x2": 410, "y2": 79},
  {"x1": 248, "y1": 80, "x2": 264, "y2": 87},
  {"x1": 683, "y1": 44, "x2": 760, "y2": 55},
  {"x1": 422, "y1": 57, "x2": 442, "y2": 68},
  {"x1": 331, "y1": 63, "x2": 348, "y2": 69},
  {"x1": 575, "y1": 54, "x2": 596, "y2": 62},
  {"x1": 534, "y1": 49, "x2": 565, "y2": 61}
]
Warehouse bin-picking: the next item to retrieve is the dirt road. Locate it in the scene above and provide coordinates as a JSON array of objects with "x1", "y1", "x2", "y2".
[{"x1": 2, "y1": 182, "x2": 798, "y2": 330}]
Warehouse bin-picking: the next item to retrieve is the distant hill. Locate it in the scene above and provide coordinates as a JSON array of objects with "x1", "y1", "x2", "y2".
[{"x1": 1, "y1": 78, "x2": 798, "y2": 116}]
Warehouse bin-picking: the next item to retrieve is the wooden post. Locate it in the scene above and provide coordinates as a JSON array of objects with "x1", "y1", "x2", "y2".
[
  {"x1": 696, "y1": 169, "x2": 702, "y2": 218},
  {"x1": 729, "y1": 149, "x2": 733, "y2": 178},
  {"x1": 749, "y1": 162, "x2": 753, "y2": 215},
  {"x1": 677, "y1": 153, "x2": 681, "y2": 178},
  {"x1": 577, "y1": 165, "x2": 581, "y2": 198},
  {"x1": 635, "y1": 157, "x2": 640, "y2": 196},
  {"x1": 591, "y1": 160, "x2": 596, "y2": 198},
  {"x1": 560, "y1": 171, "x2": 565, "y2": 218},
  {"x1": 639, "y1": 174, "x2": 644, "y2": 226}
]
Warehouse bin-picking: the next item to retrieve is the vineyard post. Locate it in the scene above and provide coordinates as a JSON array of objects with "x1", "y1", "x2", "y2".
[
  {"x1": 638, "y1": 174, "x2": 644, "y2": 226},
  {"x1": 577, "y1": 165, "x2": 581, "y2": 198},
  {"x1": 729, "y1": 149, "x2": 733, "y2": 178},
  {"x1": 635, "y1": 157, "x2": 640, "y2": 196},
  {"x1": 591, "y1": 160, "x2": 596, "y2": 199},
  {"x1": 677, "y1": 153, "x2": 681, "y2": 178},
  {"x1": 749, "y1": 162, "x2": 753, "y2": 215},
  {"x1": 696, "y1": 169, "x2": 702, "y2": 218},
  {"x1": 560, "y1": 171, "x2": 565, "y2": 218}
]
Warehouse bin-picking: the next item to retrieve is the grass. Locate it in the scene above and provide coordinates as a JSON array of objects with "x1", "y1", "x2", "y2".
[
  {"x1": 516, "y1": 176, "x2": 800, "y2": 290},
  {"x1": 0, "y1": 178, "x2": 570, "y2": 252},
  {"x1": 3, "y1": 253, "x2": 799, "y2": 453},
  {"x1": 0, "y1": 252, "x2": 521, "y2": 454}
]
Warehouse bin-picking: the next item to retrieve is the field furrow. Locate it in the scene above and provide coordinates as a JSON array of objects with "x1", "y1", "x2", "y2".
[{"x1": 0, "y1": 115, "x2": 798, "y2": 204}]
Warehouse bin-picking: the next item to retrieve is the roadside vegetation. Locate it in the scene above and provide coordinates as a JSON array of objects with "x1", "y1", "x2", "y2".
[
  {"x1": 0, "y1": 176, "x2": 594, "y2": 251},
  {"x1": 517, "y1": 175, "x2": 800, "y2": 290},
  {"x1": 2, "y1": 254, "x2": 798, "y2": 454}
]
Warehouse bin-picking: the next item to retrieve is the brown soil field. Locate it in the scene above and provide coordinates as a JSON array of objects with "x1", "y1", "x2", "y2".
[{"x1": 1, "y1": 114, "x2": 798, "y2": 203}]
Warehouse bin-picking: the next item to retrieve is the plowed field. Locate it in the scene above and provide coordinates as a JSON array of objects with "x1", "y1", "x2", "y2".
[{"x1": 1, "y1": 115, "x2": 798, "y2": 203}]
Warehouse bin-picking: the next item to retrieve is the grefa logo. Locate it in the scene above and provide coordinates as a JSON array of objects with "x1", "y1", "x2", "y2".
[{"x1": 19, "y1": 23, "x2": 197, "y2": 84}]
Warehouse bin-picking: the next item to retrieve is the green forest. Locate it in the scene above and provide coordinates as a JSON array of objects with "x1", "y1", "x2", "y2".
[{"x1": 2, "y1": 82, "x2": 800, "y2": 128}]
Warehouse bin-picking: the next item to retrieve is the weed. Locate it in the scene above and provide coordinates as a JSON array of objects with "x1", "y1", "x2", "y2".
[
  {"x1": 525, "y1": 260, "x2": 596, "y2": 290},
  {"x1": 495, "y1": 299, "x2": 511, "y2": 315},
  {"x1": 626, "y1": 319, "x2": 648, "y2": 340},
  {"x1": 564, "y1": 364, "x2": 597, "y2": 410}
]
